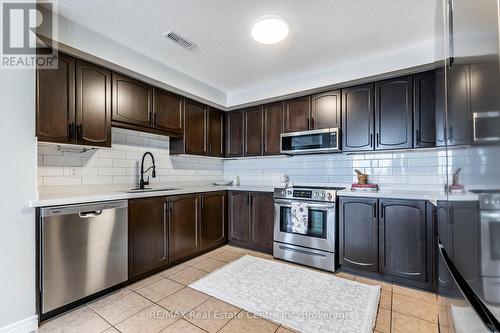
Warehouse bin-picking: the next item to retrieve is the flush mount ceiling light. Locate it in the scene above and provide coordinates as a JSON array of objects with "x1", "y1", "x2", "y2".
[{"x1": 251, "y1": 15, "x2": 289, "y2": 44}]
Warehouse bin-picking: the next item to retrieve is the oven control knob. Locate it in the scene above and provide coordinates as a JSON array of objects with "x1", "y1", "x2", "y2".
[
  {"x1": 287, "y1": 190, "x2": 292, "y2": 195},
  {"x1": 314, "y1": 192, "x2": 319, "y2": 197},
  {"x1": 321, "y1": 193, "x2": 325, "y2": 197},
  {"x1": 281, "y1": 190, "x2": 286, "y2": 195},
  {"x1": 327, "y1": 193, "x2": 332, "y2": 201}
]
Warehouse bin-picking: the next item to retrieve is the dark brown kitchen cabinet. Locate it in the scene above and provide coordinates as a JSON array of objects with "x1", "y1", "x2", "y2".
[
  {"x1": 448, "y1": 64, "x2": 472, "y2": 146},
  {"x1": 263, "y1": 101, "x2": 284, "y2": 155},
  {"x1": 249, "y1": 192, "x2": 274, "y2": 253},
  {"x1": 75, "y1": 60, "x2": 112, "y2": 147},
  {"x1": 183, "y1": 99, "x2": 207, "y2": 155},
  {"x1": 37, "y1": 54, "x2": 112, "y2": 147},
  {"x1": 153, "y1": 88, "x2": 183, "y2": 134},
  {"x1": 207, "y1": 108, "x2": 224, "y2": 157},
  {"x1": 284, "y1": 96, "x2": 311, "y2": 133},
  {"x1": 168, "y1": 194, "x2": 200, "y2": 263},
  {"x1": 342, "y1": 84, "x2": 375, "y2": 152},
  {"x1": 339, "y1": 197, "x2": 379, "y2": 272},
  {"x1": 244, "y1": 107, "x2": 264, "y2": 156},
  {"x1": 128, "y1": 197, "x2": 168, "y2": 279},
  {"x1": 201, "y1": 191, "x2": 226, "y2": 250},
  {"x1": 378, "y1": 199, "x2": 429, "y2": 282},
  {"x1": 435, "y1": 67, "x2": 447, "y2": 147},
  {"x1": 228, "y1": 191, "x2": 274, "y2": 254},
  {"x1": 228, "y1": 191, "x2": 250, "y2": 246},
  {"x1": 311, "y1": 90, "x2": 341, "y2": 129},
  {"x1": 374, "y1": 76, "x2": 413, "y2": 150},
  {"x1": 36, "y1": 53, "x2": 75, "y2": 144},
  {"x1": 414, "y1": 71, "x2": 436, "y2": 148},
  {"x1": 225, "y1": 111, "x2": 244, "y2": 157},
  {"x1": 112, "y1": 73, "x2": 153, "y2": 128}
]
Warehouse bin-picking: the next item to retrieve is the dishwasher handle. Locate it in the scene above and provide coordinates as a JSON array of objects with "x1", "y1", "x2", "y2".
[{"x1": 79, "y1": 210, "x2": 103, "y2": 218}]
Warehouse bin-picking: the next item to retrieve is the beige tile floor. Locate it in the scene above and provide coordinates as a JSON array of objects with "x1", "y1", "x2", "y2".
[{"x1": 38, "y1": 245, "x2": 441, "y2": 333}]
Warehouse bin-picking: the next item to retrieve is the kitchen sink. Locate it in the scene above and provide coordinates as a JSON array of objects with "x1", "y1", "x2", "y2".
[{"x1": 125, "y1": 188, "x2": 177, "y2": 193}]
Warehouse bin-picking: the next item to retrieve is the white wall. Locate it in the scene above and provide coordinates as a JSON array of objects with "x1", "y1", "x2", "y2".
[{"x1": 0, "y1": 70, "x2": 37, "y2": 330}]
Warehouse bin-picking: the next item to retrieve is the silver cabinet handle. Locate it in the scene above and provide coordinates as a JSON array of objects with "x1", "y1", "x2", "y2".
[{"x1": 79, "y1": 210, "x2": 103, "y2": 218}]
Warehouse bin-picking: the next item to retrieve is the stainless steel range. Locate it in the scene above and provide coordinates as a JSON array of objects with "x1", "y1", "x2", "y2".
[{"x1": 273, "y1": 186, "x2": 344, "y2": 272}]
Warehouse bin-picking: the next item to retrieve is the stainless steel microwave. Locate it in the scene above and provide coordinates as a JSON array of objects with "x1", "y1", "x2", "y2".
[
  {"x1": 473, "y1": 111, "x2": 500, "y2": 143},
  {"x1": 280, "y1": 128, "x2": 341, "y2": 155}
]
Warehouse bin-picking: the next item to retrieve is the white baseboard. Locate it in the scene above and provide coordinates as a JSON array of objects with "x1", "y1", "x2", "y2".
[{"x1": 0, "y1": 316, "x2": 38, "y2": 333}]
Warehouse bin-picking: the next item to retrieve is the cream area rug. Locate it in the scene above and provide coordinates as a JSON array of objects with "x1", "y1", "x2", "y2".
[{"x1": 189, "y1": 255, "x2": 380, "y2": 333}]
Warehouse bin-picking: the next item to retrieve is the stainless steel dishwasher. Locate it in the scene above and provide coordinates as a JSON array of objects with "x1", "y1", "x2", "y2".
[{"x1": 40, "y1": 200, "x2": 128, "y2": 314}]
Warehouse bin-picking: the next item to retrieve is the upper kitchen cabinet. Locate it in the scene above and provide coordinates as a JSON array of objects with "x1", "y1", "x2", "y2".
[
  {"x1": 447, "y1": 64, "x2": 471, "y2": 146},
  {"x1": 153, "y1": 88, "x2": 183, "y2": 134},
  {"x1": 36, "y1": 53, "x2": 75, "y2": 145},
  {"x1": 75, "y1": 60, "x2": 112, "y2": 147},
  {"x1": 342, "y1": 84, "x2": 375, "y2": 152},
  {"x1": 112, "y1": 73, "x2": 153, "y2": 129},
  {"x1": 263, "y1": 101, "x2": 284, "y2": 155},
  {"x1": 284, "y1": 96, "x2": 311, "y2": 133},
  {"x1": 225, "y1": 111, "x2": 245, "y2": 157},
  {"x1": 414, "y1": 71, "x2": 436, "y2": 148},
  {"x1": 435, "y1": 67, "x2": 447, "y2": 147},
  {"x1": 311, "y1": 90, "x2": 341, "y2": 129},
  {"x1": 36, "y1": 53, "x2": 112, "y2": 147},
  {"x1": 244, "y1": 106, "x2": 264, "y2": 156},
  {"x1": 207, "y1": 107, "x2": 224, "y2": 157},
  {"x1": 183, "y1": 99, "x2": 207, "y2": 155},
  {"x1": 374, "y1": 75, "x2": 413, "y2": 150}
]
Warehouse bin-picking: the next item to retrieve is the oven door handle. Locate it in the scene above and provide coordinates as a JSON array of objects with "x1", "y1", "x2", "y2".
[{"x1": 274, "y1": 199, "x2": 335, "y2": 209}]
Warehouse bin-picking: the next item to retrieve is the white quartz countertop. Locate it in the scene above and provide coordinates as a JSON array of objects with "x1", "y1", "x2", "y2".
[
  {"x1": 30, "y1": 184, "x2": 275, "y2": 208},
  {"x1": 30, "y1": 183, "x2": 481, "y2": 208}
]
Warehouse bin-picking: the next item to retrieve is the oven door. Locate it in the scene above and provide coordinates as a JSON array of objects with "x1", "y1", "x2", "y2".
[{"x1": 274, "y1": 199, "x2": 335, "y2": 252}]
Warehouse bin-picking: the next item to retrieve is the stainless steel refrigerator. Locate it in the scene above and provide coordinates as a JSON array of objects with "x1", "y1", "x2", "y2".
[{"x1": 436, "y1": 0, "x2": 500, "y2": 331}]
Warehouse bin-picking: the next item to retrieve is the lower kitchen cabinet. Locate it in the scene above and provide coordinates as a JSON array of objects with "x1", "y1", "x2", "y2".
[
  {"x1": 339, "y1": 196, "x2": 436, "y2": 290},
  {"x1": 128, "y1": 197, "x2": 168, "y2": 279},
  {"x1": 168, "y1": 194, "x2": 200, "y2": 263},
  {"x1": 228, "y1": 191, "x2": 274, "y2": 254},
  {"x1": 201, "y1": 191, "x2": 227, "y2": 250},
  {"x1": 339, "y1": 197, "x2": 379, "y2": 272}
]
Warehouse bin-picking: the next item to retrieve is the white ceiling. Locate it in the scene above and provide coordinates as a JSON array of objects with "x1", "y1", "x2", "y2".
[{"x1": 56, "y1": 0, "x2": 437, "y2": 103}]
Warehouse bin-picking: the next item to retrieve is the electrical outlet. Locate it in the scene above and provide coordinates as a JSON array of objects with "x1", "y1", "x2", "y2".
[{"x1": 69, "y1": 167, "x2": 81, "y2": 177}]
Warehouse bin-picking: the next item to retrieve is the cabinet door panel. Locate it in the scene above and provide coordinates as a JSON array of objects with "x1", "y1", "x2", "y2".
[
  {"x1": 435, "y1": 68, "x2": 447, "y2": 146},
  {"x1": 342, "y1": 84, "x2": 374, "y2": 152},
  {"x1": 244, "y1": 107, "x2": 264, "y2": 156},
  {"x1": 414, "y1": 71, "x2": 436, "y2": 148},
  {"x1": 201, "y1": 191, "x2": 226, "y2": 249},
  {"x1": 75, "y1": 60, "x2": 112, "y2": 147},
  {"x1": 375, "y1": 76, "x2": 413, "y2": 150},
  {"x1": 36, "y1": 53, "x2": 75, "y2": 144},
  {"x1": 339, "y1": 197, "x2": 378, "y2": 271},
  {"x1": 226, "y1": 111, "x2": 244, "y2": 157},
  {"x1": 154, "y1": 88, "x2": 183, "y2": 133},
  {"x1": 169, "y1": 194, "x2": 200, "y2": 262},
  {"x1": 250, "y1": 192, "x2": 274, "y2": 253},
  {"x1": 129, "y1": 197, "x2": 168, "y2": 278},
  {"x1": 311, "y1": 91, "x2": 341, "y2": 129},
  {"x1": 228, "y1": 191, "x2": 250, "y2": 245},
  {"x1": 448, "y1": 64, "x2": 471, "y2": 146},
  {"x1": 379, "y1": 199, "x2": 427, "y2": 282},
  {"x1": 284, "y1": 96, "x2": 311, "y2": 132},
  {"x1": 263, "y1": 102, "x2": 284, "y2": 155},
  {"x1": 184, "y1": 99, "x2": 207, "y2": 155},
  {"x1": 112, "y1": 73, "x2": 153, "y2": 128},
  {"x1": 208, "y1": 108, "x2": 224, "y2": 157}
]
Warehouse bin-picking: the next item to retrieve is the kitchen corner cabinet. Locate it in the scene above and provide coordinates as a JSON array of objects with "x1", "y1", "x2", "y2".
[
  {"x1": 342, "y1": 84, "x2": 375, "y2": 152},
  {"x1": 201, "y1": 191, "x2": 226, "y2": 250},
  {"x1": 168, "y1": 194, "x2": 200, "y2": 263},
  {"x1": 153, "y1": 88, "x2": 183, "y2": 134},
  {"x1": 207, "y1": 108, "x2": 225, "y2": 157},
  {"x1": 36, "y1": 54, "x2": 112, "y2": 147},
  {"x1": 244, "y1": 106, "x2": 264, "y2": 156},
  {"x1": 374, "y1": 76, "x2": 413, "y2": 150},
  {"x1": 225, "y1": 111, "x2": 245, "y2": 157},
  {"x1": 112, "y1": 73, "x2": 153, "y2": 129},
  {"x1": 340, "y1": 196, "x2": 435, "y2": 289},
  {"x1": 228, "y1": 191, "x2": 274, "y2": 253},
  {"x1": 128, "y1": 197, "x2": 168, "y2": 279},
  {"x1": 311, "y1": 90, "x2": 341, "y2": 129},
  {"x1": 447, "y1": 64, "x2": 472, "y2": 146},
  {"x1": 284, "y1": 96, "x2": 311, "y2": 133},
  {"x1": 414, "y1": 71, "x2": 436, "y2": 148},
  {"x1": 263, "y1": 101, "x2": 284, "y2": 155}
]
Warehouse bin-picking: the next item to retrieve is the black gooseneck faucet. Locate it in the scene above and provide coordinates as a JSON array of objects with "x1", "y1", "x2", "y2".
[{"x1": 139, "y1": 152, "x2": 156, "y2": 190}]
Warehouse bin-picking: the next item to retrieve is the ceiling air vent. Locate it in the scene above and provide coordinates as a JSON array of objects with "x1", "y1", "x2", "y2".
[{"x1": 164, "y1": 31, "x2": 195, "y2": 50}]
